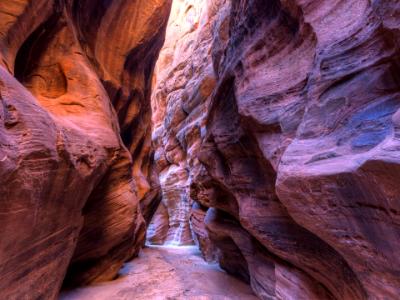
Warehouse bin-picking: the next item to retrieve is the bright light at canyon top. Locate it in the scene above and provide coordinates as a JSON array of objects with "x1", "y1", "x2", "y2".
[
  {"x1": 152, "y1": 0, "x2": 206, "y2": 126},
  {"x1": 148, "y1": 0, "x2": 208, "y2": 247}
]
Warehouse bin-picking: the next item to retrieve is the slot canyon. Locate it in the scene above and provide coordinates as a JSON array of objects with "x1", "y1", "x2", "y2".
[{"x1": 1, "y1": 0, "x2": 400, "y2": 299}]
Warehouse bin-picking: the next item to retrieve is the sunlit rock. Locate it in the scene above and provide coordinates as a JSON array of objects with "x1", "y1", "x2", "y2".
[
  {"x1": 149, "y1": 0, "x2": 219, "y2": 247},
  {"x1": 0, "y1": 0, "x2": 171, "y2": 298}
]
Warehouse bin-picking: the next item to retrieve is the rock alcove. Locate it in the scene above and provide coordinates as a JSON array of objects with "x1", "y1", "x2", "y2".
[{"x1": 1, "y1": 0, "x2": 400, "y2": 299}]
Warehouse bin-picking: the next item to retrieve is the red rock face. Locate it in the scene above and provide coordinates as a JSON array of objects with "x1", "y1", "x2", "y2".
[
  {"x1": 0, "y1": 0, "x2": 171, "y2": 298},
  {"x1": 152, "y1": 0, "x2": 400, "y2": 299},
  {"x1": 2, "y1": 0, "x2": 400, "y2": 298}
]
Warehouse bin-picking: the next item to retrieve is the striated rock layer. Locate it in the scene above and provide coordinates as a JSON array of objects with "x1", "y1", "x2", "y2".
[
  {"x1": 149, "y1": 0, "x2": 219, "y2": 246},
  {"x1": 151, "y1": 0, "x2": 400, "y2": 299},
  {"x1": 0, "y1": 0, "x2": 171, "y2": 298}
]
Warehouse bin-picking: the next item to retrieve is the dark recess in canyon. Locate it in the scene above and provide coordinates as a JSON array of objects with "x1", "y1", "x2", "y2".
[{"x1": 1, "y1": 0, "x2": 400, "y2": 299}]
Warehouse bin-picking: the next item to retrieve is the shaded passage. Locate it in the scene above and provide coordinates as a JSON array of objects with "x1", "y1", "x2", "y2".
[{"x1": 60, "y1": 246, "x2": 258, "y2": 300}]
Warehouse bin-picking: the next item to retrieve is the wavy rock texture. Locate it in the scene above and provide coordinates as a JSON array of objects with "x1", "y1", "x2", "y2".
[
  {"x1": 0, "y1": 0, "x2": 171, "y2": 298},
  {"x1": 152, "y1": 0, "x2": 400, "y2": 299},
  {"x1": 149, "y1": 0, "x2": 222, "y2": 246}
]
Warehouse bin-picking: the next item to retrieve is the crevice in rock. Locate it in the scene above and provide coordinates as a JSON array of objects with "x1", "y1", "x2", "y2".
[
  {"x1": 14, "y1": 9, "x2": 67, "y2": 98},
  {"x1": 2, "y1": 0, "x2": 400, "y2": 299}
]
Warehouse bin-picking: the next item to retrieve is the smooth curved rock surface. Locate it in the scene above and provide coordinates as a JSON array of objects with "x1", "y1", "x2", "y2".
[
  {"x1": 0, "y1": 0, "x2": 171, "y2": 298},
  {"x1": 151, "y1": 0, "x2": 400, "y2": 299}
]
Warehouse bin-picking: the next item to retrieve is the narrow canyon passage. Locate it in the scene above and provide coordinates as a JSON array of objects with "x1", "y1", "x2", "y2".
[
  {"x1": 60, "y1": 246, "x2": 257, "y2": 300},
  {"x1": 61, "y1": 3, "x2": 261, "y2": 299},
  {"x1": 1, "y1": 0, "x2": 400, "y2": 299}
]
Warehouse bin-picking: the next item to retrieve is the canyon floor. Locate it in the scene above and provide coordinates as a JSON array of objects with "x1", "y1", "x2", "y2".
[{"x1": 60, "y1": 245, "x2": 257, "y2": 300}]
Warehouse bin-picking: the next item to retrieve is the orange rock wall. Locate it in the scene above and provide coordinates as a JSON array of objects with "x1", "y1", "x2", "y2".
[{"x1": 0, "y1": 0, "x2": 171, "y2": 298}]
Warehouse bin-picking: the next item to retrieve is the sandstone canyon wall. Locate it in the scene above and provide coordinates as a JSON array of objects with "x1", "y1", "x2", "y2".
[
  {"x1": 0, "y1": 0, "x2": 171, "y2": 299},
  {"x1": 149, "y1": 0, "x2": 219, "y2": 247},
  {"x1": 151, "y1": 0, "x2": 400, "y2": 299}
]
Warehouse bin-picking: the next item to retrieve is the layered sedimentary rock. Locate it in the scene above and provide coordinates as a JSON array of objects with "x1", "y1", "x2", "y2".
[
  {"x1": 152, "y1": 0, "x2": 400, "y2": 299},
  {"x1": 0, "y1": 0, "x2": 171, "y2": 298},
  {"x1": 149, "y1": 0, "x2": 220, "y2": 246}
]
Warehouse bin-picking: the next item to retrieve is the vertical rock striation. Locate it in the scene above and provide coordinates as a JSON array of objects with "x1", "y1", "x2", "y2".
[
  {"x1": 0, "y1": 0, "x2": 171, "y2": 298},
  {"x1": 151, "y1": 0, "x2": 400, "y2": 299},
  {"x1": 150, "y1": 0, "x2": 225, "y2": 247}
]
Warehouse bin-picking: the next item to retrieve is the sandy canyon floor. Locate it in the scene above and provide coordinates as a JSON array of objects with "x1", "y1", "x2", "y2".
[{"x1": 60, "y1": 245, "x2": 257, "y2": 300}]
